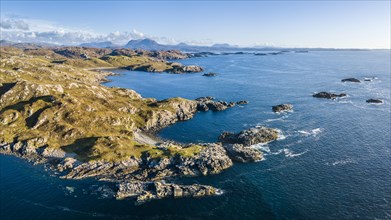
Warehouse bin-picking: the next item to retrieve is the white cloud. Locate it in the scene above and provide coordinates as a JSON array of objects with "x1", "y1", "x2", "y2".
[
  {"x1": 0, "y1": 18, "x2": 29, "y2": 30},
  {"x1": 0, "y1": 16, "x2": 210, "y2": 46}
]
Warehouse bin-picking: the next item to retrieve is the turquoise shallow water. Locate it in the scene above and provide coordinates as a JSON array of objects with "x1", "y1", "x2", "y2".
[{"x1": 1, "y1": 51, "x2": 390, "y2": 219}]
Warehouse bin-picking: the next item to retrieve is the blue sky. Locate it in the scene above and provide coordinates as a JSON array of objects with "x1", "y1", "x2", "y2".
[{"x1": 1, "y1": 1, "x2": 390, "y2": 48}]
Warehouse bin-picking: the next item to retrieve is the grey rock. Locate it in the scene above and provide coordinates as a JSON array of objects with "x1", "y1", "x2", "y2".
[
  {"x1": 366, "y1": 99, "x2": 383, "y2": 103},
  {"x1": 219, "y1": 127, "x2": 279, "y2": 146},
  {"x1": 272, "y1": 104, "x2": 293, "y2": 113},
  {"x1": 223, "y1": 144, "x2": 263, "y2": 162},
  {"x1": 313, "y1": 92, "x2": 347, "y2": 99}
]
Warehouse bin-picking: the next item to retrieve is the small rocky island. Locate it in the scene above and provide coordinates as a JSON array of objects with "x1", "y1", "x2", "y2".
[
  {"x1": 313, "y1": 92, "x2": 347, "y2": 99},
  {"x1": 272, "y1": 104, "x2": 293, "y2": 113},
  {"x1": 0, "y1": 45, "x2": 280, "y2": 204}
]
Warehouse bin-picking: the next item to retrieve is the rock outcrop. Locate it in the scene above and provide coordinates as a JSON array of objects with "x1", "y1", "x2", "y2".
[
  {"x1": 272, "y1": 104, "x2": 293, "y2": 113},
  {"x1": 169, "y1": 64, "x2": 204, "y2": 74},
  {"x1": 116, "y1": 181, "x2": 219, "y2": 204},
  {"x1": 313, "y1": 92, "x2": 347, "y2": 99},
  {"x1": 219, "y1": 127, "x2": 279, "y2": 146},
  {"x1": 195, "y1": 97, "x2": 236, "y2": 112},
  {"x1": 223, "y1": 144, "x2": 263, "y2": 162}
]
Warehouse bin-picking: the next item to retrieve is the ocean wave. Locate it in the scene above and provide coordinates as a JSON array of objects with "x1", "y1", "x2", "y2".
[
  {"x1": 275, "y1": 128, "x2": 287, "y2": 140},
  {"x1": 326, "y1": 159, "x2": 356, "y2": 166},
  {"x1": 273, "y1": 148, "x2": 308, "y2": 158},
  {"x1": 252, "y1": 144, "x2": 271, "y2": 153},
  {"x1": 297, "y1": 128, "x2": 323, "y2": 136},
  {"x1": 264, "y1": 115, "x2": 289, "y2": 122}
]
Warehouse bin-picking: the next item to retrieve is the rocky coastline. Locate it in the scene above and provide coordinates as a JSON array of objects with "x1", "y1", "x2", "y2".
[{"x1": 0, "y1": 45, "x2": 280, "y2": 205}]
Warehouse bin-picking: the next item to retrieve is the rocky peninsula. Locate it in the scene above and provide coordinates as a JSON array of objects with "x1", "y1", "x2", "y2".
[{"x1": 0, "y1": 46, "x2": 280, "y2": 204}]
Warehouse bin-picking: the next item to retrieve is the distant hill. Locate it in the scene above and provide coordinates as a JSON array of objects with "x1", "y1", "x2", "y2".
[
  {"x1": 79, "y1": 41, "x2": 119, "y2": 48},
  {"x1": 124, "y1": 39, "x2": 167, "y2": 50}
]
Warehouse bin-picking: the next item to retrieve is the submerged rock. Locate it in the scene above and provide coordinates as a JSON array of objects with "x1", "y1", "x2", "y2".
[
  {"x1": 366, "y1": 99, "x2": 383, "y2": 104},
  {"x1": 313, "y1": 92, "x2": 346, "y2": 99},
  {"x1": 236, "y1": 100, "x2": 249, "y2": 105},
  {"x1": 219, "y1": 127, "x2": 279, "y2": 146},
  {"x1": 203, "y1": 72, "x2": 218, "y2": 77},
  {"x1": 223, "y1": 144, "x2": 263, "y2": 162},
  {"x1": 341, "y1": 78, "x2": 361, "y2": 83},
  {"x1": 272, "y1": 104, "x2": 293, "y2": 113}
]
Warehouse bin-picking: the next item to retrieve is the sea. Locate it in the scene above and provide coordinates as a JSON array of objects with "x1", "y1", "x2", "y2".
[{"x1": 1, "y1": 50, "x2": 390, "y2": 219}]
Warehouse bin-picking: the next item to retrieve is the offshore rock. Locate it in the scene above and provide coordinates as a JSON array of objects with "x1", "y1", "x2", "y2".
[
  {"x1": 195, "y1": 97, "x2": 236, "y2": 112},
  {"x1": 272, "y1": 104, "x2": 293, "y2": 113},
  {"x1": 313, "y1": 92, "x2": 347, "y2": 99},
  {"x1": 366, "y1": 99, "x2": 383, "y2": 104},
  {"x1": 341, "y1": 78, "x2": 360, "y2": 83}
]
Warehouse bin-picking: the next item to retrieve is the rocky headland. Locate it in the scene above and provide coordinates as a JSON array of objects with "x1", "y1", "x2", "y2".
[{"x1": 0, "y1": 45, "x2": 280, "y2": 204}]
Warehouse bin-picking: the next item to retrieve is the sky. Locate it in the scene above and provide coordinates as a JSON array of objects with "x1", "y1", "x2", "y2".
[{"x1": 0, "y1": 1, "x2": 390, "y2": 48}]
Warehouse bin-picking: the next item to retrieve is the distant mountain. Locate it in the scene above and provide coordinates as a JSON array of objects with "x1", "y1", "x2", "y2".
[
  {"x1": 0, "y1": 40, "x2": 14, "y2": 46},
  {"x1": 79, "y1": 41, "x2": 119, "y2": 48},
  {"x1": 0, "y1": 40, "x2": 58, "y2": 48},
  {"x1": 124, "y1": 39, "x2": 167, "y2": 50},
  {"x1": 212, "y1": 43, "x2": 232, "y2": 48}
]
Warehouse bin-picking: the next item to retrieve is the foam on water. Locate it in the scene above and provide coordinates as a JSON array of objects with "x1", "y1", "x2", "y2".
[
  {"x1": 326, "y1": 159, "x2": 356, "y2": 166},
  {"x1": 297, "y1": 128, "x2": 323, "y2": 137}
]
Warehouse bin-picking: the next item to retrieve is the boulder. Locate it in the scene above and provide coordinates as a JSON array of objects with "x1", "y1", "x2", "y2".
[
  {"x1": 313, "y1": 92, "x2": 346, "y2": 99},
  {"x1": 272, "y1": 104, "x2": 293, "y2": 113}
]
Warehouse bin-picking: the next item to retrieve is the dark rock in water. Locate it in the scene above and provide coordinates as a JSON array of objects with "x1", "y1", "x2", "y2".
[
  {"x1": 341, "y1": 78, "x2": 360, "y2": 83},
  {"x1": 313, "y1": 92, "x2": 347, "y2": 99},
  {"x1": 203, "y1": 72, "x2": 218, "y2": 77},
  {"x1": 219, "y1": 127, "x2": 279, "y2": 146},
  {"x1": 272, "y1": 104, "x2": 293, "y2": 113},
  {"x1": 223, "y1": 144, "x2": 263, "y2": 162},
  {"x1": 268, "y1": 52, "x2": 283, "y2": 55},
  {"x1": 236, "y1": 100, "x2": 249, "y2": 105},
  {"x1": 254, "y1": 53, "x2": 267, "y2": 56},
  {"x1": 366, "y1": 99, "x2": 383, "y2": 104},
  {"x1": 116, "y1": 181, "x2": 219, "y2": 204}
]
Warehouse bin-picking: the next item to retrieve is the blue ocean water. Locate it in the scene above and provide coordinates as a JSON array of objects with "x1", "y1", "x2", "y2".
[{"x1": 1, "y1": 51, "x2": 390, "y2": 219}]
